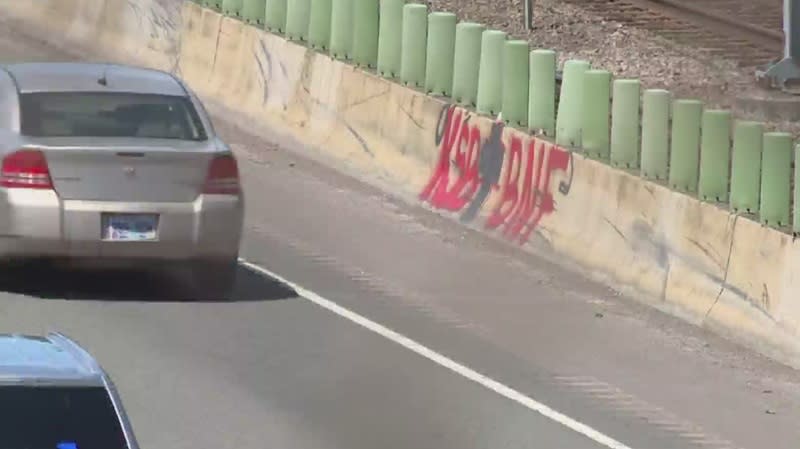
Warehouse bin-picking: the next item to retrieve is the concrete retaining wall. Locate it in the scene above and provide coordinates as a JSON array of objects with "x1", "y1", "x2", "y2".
[{"x1": 4, "y1": 0, "x2": 800, "y2": 366}]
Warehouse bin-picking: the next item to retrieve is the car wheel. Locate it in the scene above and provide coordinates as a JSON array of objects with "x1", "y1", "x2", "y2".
[{"x1": 190, "y1": 260, "x2": 238, "y2": 301}]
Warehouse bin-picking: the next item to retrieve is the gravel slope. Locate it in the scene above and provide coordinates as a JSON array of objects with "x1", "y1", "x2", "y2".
[{"x1": 424, "y1": 0, "x2": 795, "y2": 130}]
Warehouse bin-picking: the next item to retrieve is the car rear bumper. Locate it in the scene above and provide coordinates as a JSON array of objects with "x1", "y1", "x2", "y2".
[{"x1": 0, "y1": 189, "x2": 243, "y2": 261}]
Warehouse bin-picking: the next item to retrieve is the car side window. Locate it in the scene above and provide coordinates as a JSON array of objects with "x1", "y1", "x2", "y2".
[{"x1": 185, "y1": 87, "x2": 215, "y2": 136}]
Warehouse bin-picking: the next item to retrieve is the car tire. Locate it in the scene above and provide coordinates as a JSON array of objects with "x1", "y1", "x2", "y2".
[{"x1": 190, "y1": 259, "x2": 238, "y2": 301}]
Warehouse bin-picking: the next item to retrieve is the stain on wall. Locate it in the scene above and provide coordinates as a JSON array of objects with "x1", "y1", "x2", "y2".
[
  {"x1": 420, "y1": 105, "x2": 573, "y2": 244},
  {"x1": 253, "y1": 37, "x2": 291, "y2": 110}
]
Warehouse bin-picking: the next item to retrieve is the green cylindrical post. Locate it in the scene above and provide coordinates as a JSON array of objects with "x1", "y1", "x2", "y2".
[
  {"x1": 528, "y1": 49, "x2": 556, "y2": 136},
  {"x1": 555, "y1": 59, "x2": 590, "y2": 148},
  {"x1": 730, "y1": 121, "x2": 764, "y2": 214},
  {"x1": 451, "y1": 22, "x2": 485, "y2": 106},
  {"x1": 222, "y1": 0, "x2": 244, "y2": 15},
  {"x1": 330, "y1": 0, "x2": 354, "y2": 59},
  {"x1": 352, "y1": 0, "x2": 379, "y2": 68},
  {"x1": 286, "y1": 0, "x2": 311, "y2": 41},
  {"x1": 640, "y1": 89, "x2": 670, "y2": 180},
  {"x1": 476, "y1": 30, "x2": 507, "y2": 116},
  {"x1": 698, "y1": 110, "x2": 732, "y2": 202},
  {"x1": 610, "y1": 79, "x2": 641, "y2": 168},
  {"x1": 400, "y1": 4, "x2": 428, "y2": 88},
  {"x1": 794, "y1": 144, "x2": 800, "y2": 233},
  {"x1": 243, "y1": 0, "x2": 267, "y2": 24},
  {"x1": 760, "y1": 132, "x2": 793, "y2": 227},
  {"x1": 377, "y1": 0, "x2": 404, "y2": 78},
  {"x1": 308, "y1": 0, "x2": 332, "y2": 49},
  {"x1": 424, "y1": 12, "x2": 457, "y2": 96},
  {"x1": 668, "y1": 99, "x2": 703, "y2": 193},
  {"x1": 582, "y1": 70, "x2": 611, "y2": 160},
  {"x1": 204, "y1": 0, "x2": 223, "y2": 11},
  {"x1": 501, "y1": 40, "x2": 529, "y2": 128},
  {"x1": 265, "y1": 0, "x2": 287, "y2": 31}
]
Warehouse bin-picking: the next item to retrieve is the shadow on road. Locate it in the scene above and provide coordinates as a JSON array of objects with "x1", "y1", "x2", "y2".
[{"x1": 0, "y1": 263, "x2": 297, "y2": 302}]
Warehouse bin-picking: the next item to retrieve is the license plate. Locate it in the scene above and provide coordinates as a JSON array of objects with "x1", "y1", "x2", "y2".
[{"x1": 102, "y1": 214, "x2": 159, "y2": 241}]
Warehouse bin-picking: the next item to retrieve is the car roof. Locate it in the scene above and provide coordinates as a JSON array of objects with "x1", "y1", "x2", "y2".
[
  {"x1": 0, "y1": 332, "x2": 105, "y2": 385},
  {"x1": 1, "y1": 62, "x2": 187, "y2": 96}
]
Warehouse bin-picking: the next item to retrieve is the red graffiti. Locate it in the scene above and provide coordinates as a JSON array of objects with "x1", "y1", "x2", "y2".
[
  {"x1": 419, "y1": 107, "x2": 483, "y2": 211},
  {"x1": 486, "y1": 138, "x2": 571, "y2": 244},
  {"x1": 420, "y1": 105, "x2": 573, "y2": 244}
]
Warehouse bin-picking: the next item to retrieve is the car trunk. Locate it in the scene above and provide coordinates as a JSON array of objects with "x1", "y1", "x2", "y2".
[{"x1": 32, "y1": 137, "x2": 215, "y2": 203}]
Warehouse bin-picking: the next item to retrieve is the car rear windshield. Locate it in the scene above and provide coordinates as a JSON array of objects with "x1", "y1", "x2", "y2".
[
  {"x1": 20, "y1": 91, "x2": 208, "y2": 141},
  {"x1": 0, "y1": 385, "x2": 129, "y2": 449}
]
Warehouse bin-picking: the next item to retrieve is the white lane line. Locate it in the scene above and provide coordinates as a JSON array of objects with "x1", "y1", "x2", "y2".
[{"x1": 239, "y1": 258, "x2": 634, "y2": 449}]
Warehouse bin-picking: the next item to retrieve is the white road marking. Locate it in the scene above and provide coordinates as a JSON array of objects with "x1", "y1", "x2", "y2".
[{"x1": 239, "y1": 258, "x2": 634, "y2": 449}]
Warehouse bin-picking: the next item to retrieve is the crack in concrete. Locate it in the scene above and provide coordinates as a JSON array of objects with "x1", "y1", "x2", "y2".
[
  {"x1": 208, "y1": 18, "x2": 223, "y2": 81},
  {"x1": 341, "y1": 86, "x2": 392, "y2": 112},
  {"x1": 704, "y1": 214, "x2": 739, "y2": 320},
  {"x1": 398, "y1": 102, "x2": 425, "y2": 130}
]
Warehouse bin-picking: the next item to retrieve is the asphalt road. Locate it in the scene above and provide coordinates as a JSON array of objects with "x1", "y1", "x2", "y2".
[{"x1": 1, "y1": 16, "x2": 800, "y2": 449}]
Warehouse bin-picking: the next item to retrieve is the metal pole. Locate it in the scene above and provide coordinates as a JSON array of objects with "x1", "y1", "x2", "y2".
[
  {"x1": 525, "y1": 0, "x2": 534, "y2": 30},
  {"x1": 790, "y1": 0, "x2": 800, "y2": 59},
  {"x1": 758, "y1": 0, "x2": 800, "y2": 92}
]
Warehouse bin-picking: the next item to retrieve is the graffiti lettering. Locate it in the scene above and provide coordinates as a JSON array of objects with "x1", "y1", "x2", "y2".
[
  {"x1": 420, "y1": 107, "x2": 483, "y2": 211},
  {"x1": 421, "y1": 105, "x2": 573, "y2": 244}
]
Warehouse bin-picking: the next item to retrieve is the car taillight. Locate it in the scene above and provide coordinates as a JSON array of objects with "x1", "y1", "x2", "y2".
[
  {"x1": 0, "y1": 149, "x2": 53, "y2": 190},
  {"x1": 203, "y1": 154, "x2": 240, "y2": 195}
]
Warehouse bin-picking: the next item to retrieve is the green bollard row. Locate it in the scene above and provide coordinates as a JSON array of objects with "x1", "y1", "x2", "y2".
[
  {"x1": 451, "y1": 22, "x2": 485, "y2": 106},
  {"x1": 640, "y1": 89, "x2": 670, "y2": 181},
  {"x1": 581, "y1": 70, "x2": 611, "y2": 159},
  {"x1": 425, "y1": 12, "x2": 457, "y2": 96},
  {"x1": 761, "y1": 132, "x2": 793, "y2": 228},
  {"x1": 197, "y1": 0, "x2": 800, "y2": 233}
]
